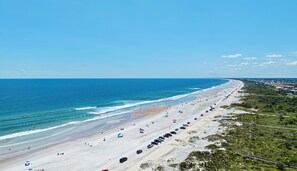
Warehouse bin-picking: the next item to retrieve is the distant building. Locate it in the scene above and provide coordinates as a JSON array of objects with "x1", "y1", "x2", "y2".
[{"x1": 289, "y1": 90, "x2": 297, "y2": 96}]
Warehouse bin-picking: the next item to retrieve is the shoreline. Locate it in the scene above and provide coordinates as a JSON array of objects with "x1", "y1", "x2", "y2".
[
  {"x1": 0, "y1": 79, "x2": 241, "y2": 171},
  {"x1": 0, "y1": 79, "x2": 229, "y2": 155},
  {"x1": 0, "y1": 79, "x2": 230, "y2": 142}
]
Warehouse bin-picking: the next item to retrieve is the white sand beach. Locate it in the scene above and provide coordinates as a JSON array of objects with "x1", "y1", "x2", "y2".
[{"x1": 0, "y1": 80, "x2": 243, "y2": 171}]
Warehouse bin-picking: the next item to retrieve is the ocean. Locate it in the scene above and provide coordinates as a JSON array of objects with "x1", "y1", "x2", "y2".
[{"x1": 0, "y1": 79, "x2": 228, "y2": 142}]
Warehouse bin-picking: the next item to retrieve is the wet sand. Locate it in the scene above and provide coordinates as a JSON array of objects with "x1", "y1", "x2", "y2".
[{"x1": 133, "y1": 106, "x2": 167, "y2": 115}]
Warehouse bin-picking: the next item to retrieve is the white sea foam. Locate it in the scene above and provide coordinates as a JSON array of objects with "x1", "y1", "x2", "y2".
[
  {"x1": 189, "y1": 88, "x2": 200, "y2": 90},
  {"x1": 88, "y1": 101, "x2": 154, "y2": 115},
  {"x1": 160, "y1": 93, "x2": 191, "y2": 101},
  {"x1": 89, "y1": 92, "x2": 198, "y2": 115},
  {"x1": 0, "y1": 127, "x2": 74, "y2": 148},
  {"x1": 0, "y1": 109, "x2": 135, "y2": 141},
  {"x1": 0, "y1": 121, "x2": 80, "y2": 141},
  {"x1": 74, "y1": 106, "x2": 97, "y2": 111}
]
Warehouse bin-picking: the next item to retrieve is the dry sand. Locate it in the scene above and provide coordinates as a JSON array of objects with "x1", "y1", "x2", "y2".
[{"x1": 0, "y1": 80, "x2": 243, "y2": 171}]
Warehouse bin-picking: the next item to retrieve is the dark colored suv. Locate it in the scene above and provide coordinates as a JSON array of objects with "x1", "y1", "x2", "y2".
[{"x1": 119, "y1": 157, "x2": 128, "y2": 163}]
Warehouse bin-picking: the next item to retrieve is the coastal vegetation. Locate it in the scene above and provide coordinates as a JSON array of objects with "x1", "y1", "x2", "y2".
[
  {"x1": 140, "y1": 162, "x2": 165, "y2": 171},
  {"x1": 179, "y1": 80, "x2": 297, "y2": 171}
]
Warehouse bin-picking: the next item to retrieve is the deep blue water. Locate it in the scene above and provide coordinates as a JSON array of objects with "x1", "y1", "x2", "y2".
[{"x1": 0, "y1": 79, "x2": 228, "y2": 139}]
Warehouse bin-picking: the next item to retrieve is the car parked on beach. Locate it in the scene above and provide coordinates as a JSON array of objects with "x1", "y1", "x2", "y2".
[
  {"x1": 163, "y1": 133, "x2": 172, "y2": 138},
  {"x1": 25, "y1": 161, "x2": 30, "y2": 166},
  {"x1": 154, "y1": 139, "x2": 162, "y2": 143},
  {"x1": 151, "y1": 141, "x2": 158, "y2": 145},
  {"x1": 156, "y1": 138, "x2": 163, "y2": 142},
  {"x1": 159, "y1": 136, "x2": 165, "y2": 140},
  {"x1": 147, "y1": 144, "x2": 153, "y2": 149},
  {"x1": 119, "y1": 157, "x2": 128, "y2": 163},
  {"x1": 170, "y1": 131, "x2": 176, "y2": 134},
  {"x1": 180, "y1": 126, "x2": 186, "y2": 129},
  {"x1": 163, "y1": 134, "x2": 169, "y2": 138},
  {"x1": 136, "y1": 150, "x2": 143, "y2": 154}
]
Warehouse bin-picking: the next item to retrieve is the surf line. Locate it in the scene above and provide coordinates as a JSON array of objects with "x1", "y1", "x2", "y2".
[{"x1": 0, "y1": 127, "x2": 74, "y2": 149}]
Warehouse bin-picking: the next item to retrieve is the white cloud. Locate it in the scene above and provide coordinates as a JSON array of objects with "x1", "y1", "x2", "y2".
[
  {"x1": 259, "y1": 61, "x2": 275, "y2": 67},
  {"x1": 240, "y1": 62, "x2": 249, "y2": 66},
  {"x1": 227, "y1": 64, "x2": 238, "y2": 67},
  {"x1": 222, "y1": 53, "x2": 242, "y2": 58},
  {"x1": 287, "y1": 61, "x2": 297, "y2": 66},
  {"x1": 226, "y1": 62, "x2": 249, "y2": 67},
  {"x1": 265, "y1": 54, "x2": 282, "y2": 58},
  {"x1": 243, "y1": 57, "x2": 257, "y2": 60}
]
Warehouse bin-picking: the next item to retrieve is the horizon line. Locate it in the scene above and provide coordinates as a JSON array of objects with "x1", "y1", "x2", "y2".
[{"x1": 0, "y1": 77, "x2": 296, "y2": 79}]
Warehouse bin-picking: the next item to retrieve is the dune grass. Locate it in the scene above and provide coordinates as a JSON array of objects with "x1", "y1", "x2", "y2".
[{"x1": 178, "y1": 80, "x2": 297, "y2": 171}]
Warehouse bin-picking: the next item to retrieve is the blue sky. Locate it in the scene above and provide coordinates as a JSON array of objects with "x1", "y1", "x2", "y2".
[{"x1": 0, "y1": 0, "x2": 297, "y2": 78}]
